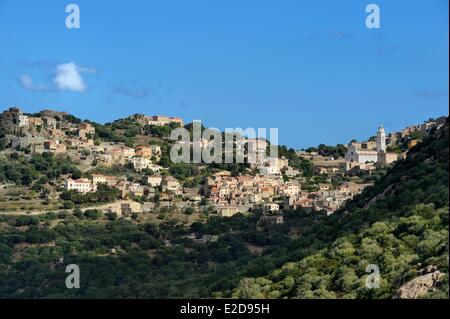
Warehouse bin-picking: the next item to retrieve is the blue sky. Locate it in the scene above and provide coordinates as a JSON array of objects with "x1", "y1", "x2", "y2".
[{"x1": 0, "y1": 0, "x2": 448, "y2": 148}]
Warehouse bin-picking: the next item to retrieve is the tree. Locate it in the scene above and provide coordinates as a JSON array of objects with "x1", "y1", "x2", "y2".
[
  {"x1": 185, "y1": 207, "x2": 195, "y2": 215},
  {"x1": 105, "y1": 212, "x2": 118, "y2": 221},
  {"x1": 73, "y1": 207, "x2": 83, "y2": 219},
  {"x1": 63, "y1": 201, "x2": 75, "y2": 209},
  {"x1": 84, "y1": 209, "x2": 102, "y2": 220}
]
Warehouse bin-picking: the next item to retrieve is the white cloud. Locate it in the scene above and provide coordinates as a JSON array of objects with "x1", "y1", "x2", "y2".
[
  {"x1": 77, "y1": 66, "x2": 97, "y2": 74},
  {"x1": 53, "y1": 63, "x2": 87, "y2": 92},
  {"x1": 19, "y1": 62, "x2": 95, "y2": 93},
  {"x1": 19, "y1": 74, "x2": 50, "y2": 91}
]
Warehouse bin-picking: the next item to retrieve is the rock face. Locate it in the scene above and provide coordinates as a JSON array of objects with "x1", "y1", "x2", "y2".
[
  {"x1": 395, "y1": 270, "x2": 445, "y2": 299},
  {"x1": 0, "y1": 110, "x2": 18, "y2": 134}
]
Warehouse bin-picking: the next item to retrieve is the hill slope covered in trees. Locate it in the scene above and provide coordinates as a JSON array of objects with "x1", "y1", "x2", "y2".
[
  {"x1": 231, "y1": 120, "x2": 449, "y2": 299},
  {"x1": 0, "y1": 120, "x2": 447, "y2": 299}
]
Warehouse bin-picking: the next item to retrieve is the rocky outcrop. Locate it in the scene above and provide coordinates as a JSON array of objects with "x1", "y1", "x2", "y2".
[
  {"x1": 0, "y1": 109, "x2": 19, "y2": 135},
  {"x1": 395, "y1": 267, "x2": 445, "y2": 299},
  {"x1": 38, "y1": 109, "x2": 68, "y2": 118}
]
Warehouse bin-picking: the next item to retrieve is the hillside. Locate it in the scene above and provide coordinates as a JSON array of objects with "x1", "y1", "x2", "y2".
[
  {"x1": 0, "y1": 108, "x2": 447, "y2": 299},
  {"x1": 230, "y1": 120, "x2": 449, "y2": 299}
]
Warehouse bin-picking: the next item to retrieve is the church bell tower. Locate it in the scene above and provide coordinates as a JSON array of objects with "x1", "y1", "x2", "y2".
[{"x1": 377, "y1": 124, "x2": 386, "y2": 152}]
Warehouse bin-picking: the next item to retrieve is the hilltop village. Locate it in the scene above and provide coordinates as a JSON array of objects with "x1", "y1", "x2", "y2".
[{"x1": 0, "y1": 107, "x2": 446, "y2": 225}]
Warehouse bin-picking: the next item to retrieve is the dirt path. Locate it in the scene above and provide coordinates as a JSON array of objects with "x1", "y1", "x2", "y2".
[{"x1": 0, "y1": 200, "x2": 132, "y2": 216}]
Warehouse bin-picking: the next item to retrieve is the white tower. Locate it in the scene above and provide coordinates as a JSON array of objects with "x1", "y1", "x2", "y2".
[{"x1": 376, "y1": 124, "x2": 386, "y2": 152}]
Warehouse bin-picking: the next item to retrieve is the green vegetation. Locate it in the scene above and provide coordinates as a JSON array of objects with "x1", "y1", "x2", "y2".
[
  {"x1": 231, "y1": 122, "x2": 449, "y2": 298},
  {"x1": 63, "y1": 114, "x2": 82, "y2": 125},
  {"x1": 0, "y1": 152, "x2": 81, "y2": 187},
  {"x1": 232, "y1": 203, "x2": 448, "y2": 298},
  {"x1": 0, "y1": 114, "x2": 447, "y2": 299},
  {"x1": 60, "y1": 184, "x2": 121, "y2": 205},
  {"x1": 278, "y1": 145, "x2": 313, "y2": 176},
  {"x1": 93, "y1": 123, "x2": 134, "y2": 146},
  {"x1": 305, "y1": 144, "x2": 347, "y2": 159},
  {"x1": 144, "y1": 123, "x2": 179, "y2": 139},
  {"x1": 0, "y1": 210, "x2": 302, "y2": 298}
]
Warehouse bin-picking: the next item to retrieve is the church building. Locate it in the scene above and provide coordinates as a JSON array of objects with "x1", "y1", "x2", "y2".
[{"x1": 345, "y1": 125, "x2": 398, "y2": 170}]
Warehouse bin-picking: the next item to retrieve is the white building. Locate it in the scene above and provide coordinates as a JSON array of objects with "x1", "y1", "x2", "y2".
[
  {"x1": 92, "y1": 174, "x2": 116, "y2": 186},
  {"x1": 277, "y1": 183, "x2": 301, "y2": 196},
  {"x1": 161, "y1": 176, "x2": 182, "y2": 193},
  {"x1": 216, "y1": 205, "x2": 239, "y2": 217},
  {"x1": 131, "y1": 157, "x2": 151, "y2": 172},
  {"x1": 259, "y1": 165, "x2": 281, "y2": 176},
  {"x1": 17, "y1": 114, "x2": 29, "y2": 127},
  {"x1": 146, "y1": 175, "x2": 163, "y2": 187},
  {"x1": 345, "y1": 125, "x2": 387, "y2": 166},
  {"x1": 122, "y1": 147, "x2": 136, "y2": 158},
  {"x1": 264, "y1": 203, "x2": 280, "y2": 212},
  {"x1": 147, "y1": 163, "x2": 163, "y2": 173},
  {"x1": 65, "y1": 178, "x2": 95, "y2": 193}
]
